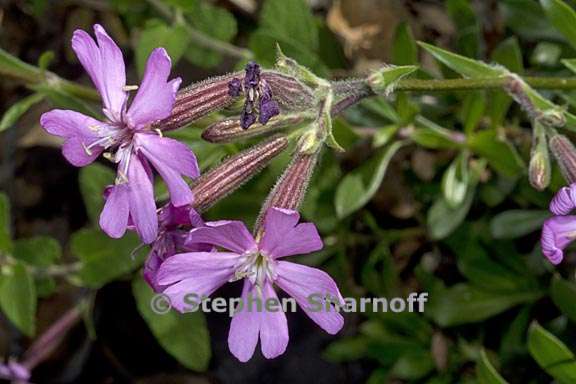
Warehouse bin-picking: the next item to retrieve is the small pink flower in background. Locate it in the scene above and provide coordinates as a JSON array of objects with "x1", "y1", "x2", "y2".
[
  {"x1": 156, "y1": 207, "x2": 344, "y2": 362},
  {"x1": 541, "y1": 183, "x2": 576, "y2": 264},
  {"x1": 144, "y1": 203, "x2": 209, "y2": 292},
  {"x1": 40, "y1": 24, "x2": 199, "y2": 243}
]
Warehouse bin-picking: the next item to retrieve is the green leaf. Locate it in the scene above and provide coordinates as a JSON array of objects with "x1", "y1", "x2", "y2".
[
  {"x1": 528, "y1": 322, "x2": 576, "y2": 384},
  {"x1": 0, "y1": 193, "x2": 12, "y2": 254},
  {"x1": 492, "y1": 37, "x2": 524, "y2": 74},
  {"x1": 468, "y1": 131, "x2": 525, "y2": 177},
  {"x1": 446, "y1": 0, "x2": 481, "y2": 58},
  {"x1": 0, "y1": 93, "x2": 44, "y2": 132},
  {"x1": 0, "y1": 47, "x2": 40, "y2": 82},
  {"x1": 132, "y1": 276, "x2": 211, "y2": 371},
  {"x1": 0, "y1": 263, "x2": 36, "y2": 336},
  {"x1": 541, "y1": 0, "x2": 576, "y2": 50},
  {"x1": 13, "y1": 236, "x2": 61, "y2": 266},
  {"x1": 259, "y1": 0, "x2": 318, "y2": 51},
  {"x1": 447, "y1": 227, "x2": 538, "y2": 292},
  {"x1": 250, "y1": 0, "x2": 326, "y2": 74},
  {"x1": 418, "y1": 42, "x2": 504, "y2": 78},
  {"x1": 477, "y1": 349, "x2": 509, "y2": 384},
  {"x1": 391, "y1": 350, "x2": 435, "y2": 380},
  {"x1": 79, "y1": 164, "x2": 115, "y2": 223},
  {"x1": 335, "y1": 141, "x2": 404, "y2": 218},
  {"x1": 136, "y1": 20, "x2": 190, "y2": 76},
  {"x1": 368, "y1": 65, "x2": 418, "y2": 96},
  {"x1": 37, "y1": 50, "x2": 55, "y2": 71},
  {"x1": 461, "y1": 91, "x2": 486, "y2": 134},
  {"x1": 551, "y1": 276, "x2": 576, "y2": 323},
  {"x1": 182, "y1": 1, "x2": 237, "y2": 68},
  {"x1": 428, "y1": 284, "x2": 541, "y2": 326},
  {"x1": 70, "y1": 229, "x2": 144, "y2": 288},
  {"x1": 563, "y1": 58, "x2": 576, "y2": 74},
  {"x1": 489, "y1": 210, "x2": 549, "y2": 239},
  {"x1": 392, "y1": 23, "x2": 418, "y2": 65},
  {"x1": 427, "y1": 185, "x2": 474, "y2": 240},
  {"x1": 324, "y1": 336, "x2": 369, "y2": 362}
]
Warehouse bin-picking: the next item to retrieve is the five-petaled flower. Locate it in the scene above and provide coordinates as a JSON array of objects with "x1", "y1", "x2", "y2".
[
  {"x1": 155, "y1": 207, "x2": 344, "y2": 362},
  {"x1": 40, "y1": 24, "x2": 199, "y2": 243}
]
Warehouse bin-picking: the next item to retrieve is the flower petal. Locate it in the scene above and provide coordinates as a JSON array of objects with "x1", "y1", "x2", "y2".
[
  {"x1": 40, "y1": 109, "x2": 115, "y2": 166},
  {"x1": 156, "y1": 251, "x2": 239, "y2": 285},
  {"x1": 258, "y1": 282, "x2": 289, "y2": 359},
  {"x1": 541, "y1": 215, "x2": 576, "y2": 265},
  {"x1": 550, "y1": 184, "x2": 576, "y2": 215},
  {"x1": 99, "y1": 183, "x2": 130, "y2": 239},
  {"x1": 71, "y1": 25, "x2": 127, "y2": 120},
  {"x1": 127, "y1": 155, "x2": 158, "y2": 243},
  {"x1": 276, "y1": 261, "x2": 344, "y2": 334},
  {"x1": 260, "y1": 208, "x2": 323, "y2": 259},
  {"x1": 126, "y1": 48, "x2": 181, "y2": 129},
  {"x1": 135, "y1": 133, "x2": 198, "y2": 206},
  {"x1": 158, "y1": 252, "x2": 238, "y2": 312},
  {"x1": 61, "y1": 136, "x2": 102, "y2": 166},
  {"x1": 228, "y1": 281, "x2": 261, "y2": 362},
  {"x1": 186, "y1": 221, "x2": 256, "y2": 254}
]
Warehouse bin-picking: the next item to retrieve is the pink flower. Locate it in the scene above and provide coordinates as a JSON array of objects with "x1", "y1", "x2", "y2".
[
  {"x1": 40, "y1": 25, "x2": 199, "y2": 243},
  {"x1": 144, "y1": 203, "x2": 209, "y2": 292},
  {"x1": 156, "y1": 208, "x2": 344, "y2": 362}
]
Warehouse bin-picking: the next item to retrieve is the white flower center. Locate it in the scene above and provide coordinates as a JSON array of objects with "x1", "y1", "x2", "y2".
[{"x1": 231, "y1": 250, "x2": 277, "y2": 289}]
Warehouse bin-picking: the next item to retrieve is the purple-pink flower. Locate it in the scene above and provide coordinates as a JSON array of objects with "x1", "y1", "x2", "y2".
[
  {"x1": 40, "y1": 24, "x2": 199, "y2": 243},
  {"x1": 144, "y1": 203, "x2": 208, "y2": 292},
  {"x1": 0, "y1": 360, "x2": 30, "y2": 383},
  {"x1": 155, "y1": 207, "x2": 344, "y2": 362},
  {"x1": 541, "y1": 183, "x2": 576, "y2": 264}
]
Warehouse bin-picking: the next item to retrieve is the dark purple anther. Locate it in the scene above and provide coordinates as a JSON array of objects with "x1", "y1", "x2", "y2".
[
  {"x1": 244, "y1": 61, "x2": 261, "y2": 88},
  {"x1": 228, "y1": 78, "x2": 243, "y2": 97},
  {"x1": 241, "y1": 109, "x2": 257, "y2": 129},
  {"x1": 259, "y1": 99, "x2": 280, "y2": 124}
]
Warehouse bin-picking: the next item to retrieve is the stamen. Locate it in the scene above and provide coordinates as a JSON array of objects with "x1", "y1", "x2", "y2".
[
  {"x1": 155, "y1": 129, "x2": 163, "y2": 137},
  {"x1": 123, "y1": 85, "x2": 139, "y2": 91},
  {"x1": 82, "y1": 143, "x2": 93, "y2": 156}
]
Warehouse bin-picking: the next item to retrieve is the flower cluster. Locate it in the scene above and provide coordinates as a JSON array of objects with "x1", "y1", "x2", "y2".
[{"x1": 40, "y1": 24, "x2": 343, "y2": 362}]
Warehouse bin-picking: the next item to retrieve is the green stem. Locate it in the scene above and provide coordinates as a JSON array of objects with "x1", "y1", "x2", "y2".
[{"x1": 395, "y1": 76, "x2": 576, "y2": 92}]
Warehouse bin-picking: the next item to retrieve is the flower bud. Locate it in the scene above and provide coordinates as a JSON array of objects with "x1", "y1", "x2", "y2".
[
  {"x1": 529, "y1": 122, "x2": 551, "y2": 190},
  {"x1": 529, "y1": 151, "x2": 551, "y2": 190},
  {"x1": 191, "y1": 135, "x2": 289, "y2": 211},
  {"x1": 255, "y1": 150, "x2": 320, "y2": 230},
  {"x1": 261, "y1": 71, "x2": 315, "y2": 110},
  {"x1": 155, "y1": 72, "x2": 242, "y2": 131},
  {"x1": 549, "y1": 134, "x2": 576, "y2": 184},
  {"x1": 202, "y1": 113, "x2": 308, "y2": 143}
]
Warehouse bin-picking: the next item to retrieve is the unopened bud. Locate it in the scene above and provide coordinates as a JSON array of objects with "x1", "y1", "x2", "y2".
[
  {"x1": 529, "y1": 121, "x2": 551, "y2": 190},
  {"x1": 202, "y1": 113, "x2": 309, "y2": 143},
  {"x1": 529, "y1": 151, "x2": 551, "y2": 190},
  {"x1": 549, "y1": 134, "x2": 576, "y2": 184},
  {"x1": 255, "y1": 150, "x2": 320, "y2": 230},
  {"x1": 191, "y1": 136, "x2": 289, "y2": 211},
  {"x1": 155, "y1": 72, "x2": 242, "y2": 131},
  {"x1": 261, "y1": 71, "x2": 315, "y2": 110}
]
